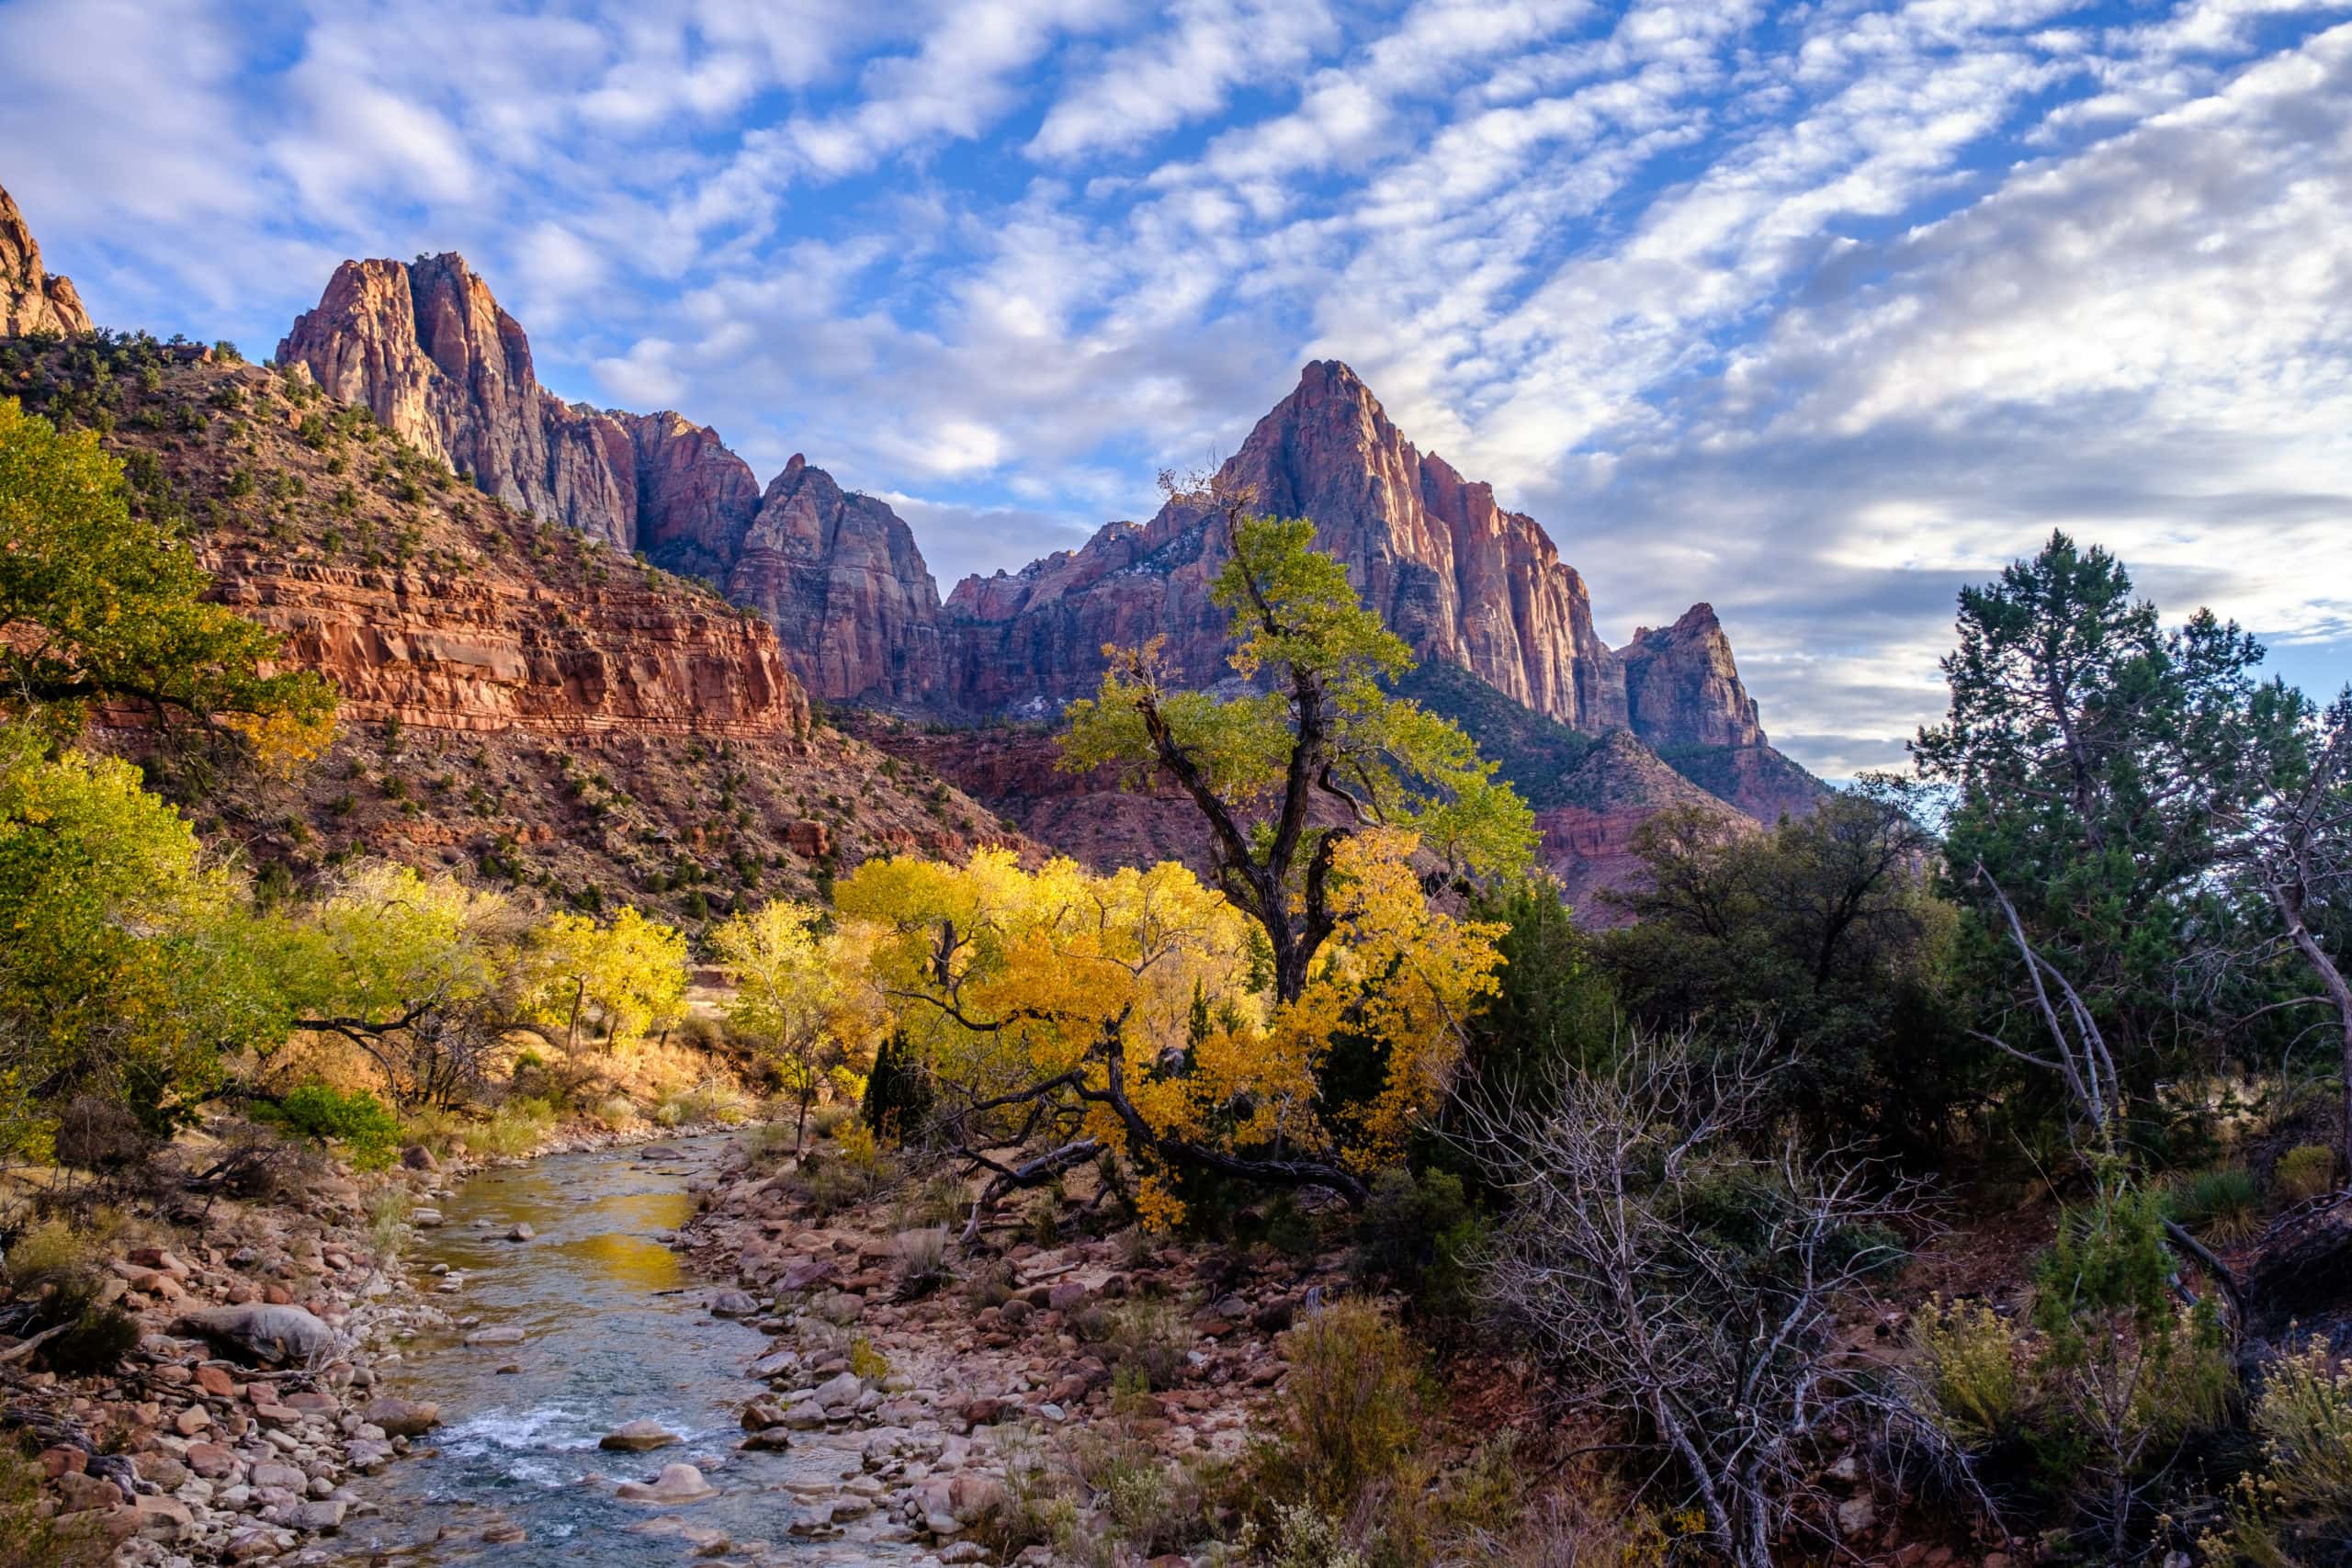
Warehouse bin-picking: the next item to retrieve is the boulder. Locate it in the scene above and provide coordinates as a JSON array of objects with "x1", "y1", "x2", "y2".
[
  {"x1": 615, "y1": 1462, "x2": 716, "y2": 1504},
  {"x1": 400, "y1": 1144, "x2": 439, "y2": 1171},
  {"x1": 708, "y1": 1289, "x2": 760, "y2": 1318},
  {"x1": 600, "y1": 1420, "x2": 682, "y2": 1452},
  {"x1": 173, "y1": 1304, "x2": 336, "y2": 1365},
  {"x1": 361, "y1": 1396, "x2": 440, "y2": 1437},
  {"x1": 811, "y1": 1370, "x2": 864, "y2": 1411}
]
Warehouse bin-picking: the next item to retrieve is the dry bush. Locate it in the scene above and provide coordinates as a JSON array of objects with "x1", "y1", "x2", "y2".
[{"x1": 1463, "y1": 1034, "x2": 1930, "y2": 1568}]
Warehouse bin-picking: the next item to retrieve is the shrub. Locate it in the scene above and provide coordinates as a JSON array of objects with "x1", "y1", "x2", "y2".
[
  {"x1": 367, "y1": 1189, "x2": 412, "y2": 1259},
  {"x1": 2254, "y1": 1338, "x2": 2352, "y2": 1514},
  {"x1": 278, "y1": 1083, "x2": 401, "y2": 1169},
  {"x1": 2165, "y1": 1165, "x2": 2263, "y2": 1243},
  {"x1": 460, "y1": 1099, "x2": 557, "y2": 1159},
  {"x1": 1256, "y1": 1298, "x2": 1425, "y2": 1514},
  {"x1": 849, "y1": 1333, "x2": 890, "y2": 1382},
  {"x1": 966, "y1": 1256, "x2": 1018, "y2": 1310},
  {"x1": 2274, "y1": 1144, "x2": 2335, "y2": 1202},
  {"x1": 51, "y1": 1097, "x2": 151, "y2": 1172},
  {"x1": 1087, "y1": 1296, "x2": 1191, "y2": 1391},
  {"x1": 892, "y1": 1227, "x2": 951, "y2": 1299},
  {"x1": 31, "y1": 1284, "x2": 141, "y2": 1376},
  {"x1": 1909, "y1": 1297, "x2": 2021, "y2": 1443},
  {"x1": 2, "y1": 1219, "x2": 91, "y2": 1293},
  {"x1": 1350, "y1": 1167, "x2": 1487, "y2": 1327}
]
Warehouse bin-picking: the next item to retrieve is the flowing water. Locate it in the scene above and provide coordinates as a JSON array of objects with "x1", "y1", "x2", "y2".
[{"x1": 333, "y1": 1135, "x2": 925, "y2": 1566}]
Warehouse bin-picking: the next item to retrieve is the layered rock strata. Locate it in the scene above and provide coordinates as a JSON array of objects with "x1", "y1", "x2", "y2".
[{"x1": 277, "y1": 254, "x2": 944, "y2": 707}]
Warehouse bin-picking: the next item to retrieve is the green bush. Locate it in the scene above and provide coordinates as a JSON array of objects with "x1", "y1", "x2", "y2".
[
  {"x1": 2165, "y1": 1165, "x2": 2263, "y2": 1243},
  {"x1": 277, "y1": 1083, "x2": 400, "y2": 1169},
  {"x1": 1254, "y1": 1298, "x2": 1427, "y2": 1515},
  {"x1": 2274, "y1": 1144, "x2": 2335, "y2": 1202},
  {"x1": 1349, "y1": 1167, "x2": 1487, "y2": 1327}
]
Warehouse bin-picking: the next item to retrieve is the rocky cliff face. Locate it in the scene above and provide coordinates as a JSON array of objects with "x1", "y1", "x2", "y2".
[
  {"x1": 207, "y1": 550, "x2": 808, "y2": 740},
  {"x1": 277, "y1": 254, "x2": 944, "y2": 705},
  {"x1": 1617, "y1": 604, "x2": 1764, "y2": 749},
  {"x1": 4, "y1": 338, "x2": 1026, "y2": 921},
  {"x1": 0, "y1": 184, "x2": 92, "y2": 337},
  {"x1": 730, "y1": 457, "x2": 944, "y2": 707},
  {"x1": 273, "y1": 252, "x2": 1810, "y2": 826},
  {"x1": 943, "y1": 362, "x2": 1767, "y2": 752}
]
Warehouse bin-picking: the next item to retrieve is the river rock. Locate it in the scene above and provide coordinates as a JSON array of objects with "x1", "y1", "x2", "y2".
[
  {"x1": 615, "y1": 1462, "x2": 716, "y2": 1504},
  {"x1": 740, "y1": 1396, "x2": 791, "y2": 1431},
  {"x1": 708, "y1": 1289, "x2": 759, "y2": 1318},
  {"x1": 507, "y1": 1223, "x2": 535, "y2": 1242},
  {"x1": 600, "y1": 1420, "x2": 683, "y2": 1452},
  {"x1": 465, "y1": 1325, "x2": 526, "y2": 1346},
  {"x1": 173, "y1": 1304, "x2": 337, "y2": 1365},
  {"x1": 401, "y1": 1144, "x2": 438, "y2": 1170},
  {"x1": 739, "y1": 1427, "x2": 794, "y2": 1451},
  {"x1": 361, "y1": 1396, "x2": 440, "y2": 1437},
  {"x1": 811, "y1": 1371, "x2": 863, "y2": 1411}
]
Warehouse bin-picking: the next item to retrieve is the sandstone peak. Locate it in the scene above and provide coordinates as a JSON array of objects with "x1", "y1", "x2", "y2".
[
  {"x1": 0, "y1": 183, "x2": 94, "y2": 338},
  {"x1": 278, "y1": 253, "x2": 945, "y2": 706}
]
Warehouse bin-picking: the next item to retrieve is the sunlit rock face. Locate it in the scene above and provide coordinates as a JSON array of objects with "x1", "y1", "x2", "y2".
[
  {"x1": 0, "y1": 184, "x2": 93, "y2": 338},
  {"x1": 277, "y1": 254, "x2": 942, "y2": 707}
]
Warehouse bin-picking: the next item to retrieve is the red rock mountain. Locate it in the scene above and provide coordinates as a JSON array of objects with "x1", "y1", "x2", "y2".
[
  {"x1": 1, "y1": 184, "x2": 91, "y2": 337},
  {"x1": 270, "y1": 253, "x2": 1814, "y2": 843},
  {"x1": 277, "y1": 254, "x2": 944, "y2": 708},
  {"x1": 944, "y1": 362, "x2": 1776, "y2": 758}
]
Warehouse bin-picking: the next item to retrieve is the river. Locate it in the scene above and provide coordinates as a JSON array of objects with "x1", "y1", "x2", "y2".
[{"x1": 330, "y1": 1134, "x2": 930, "y2": 1566}]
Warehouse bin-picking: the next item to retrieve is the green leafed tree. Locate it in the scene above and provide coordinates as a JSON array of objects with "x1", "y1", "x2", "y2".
[
  {"x1": 0, "y1": 396, "x2": 333, "y2": 751},
  {"x1": 1913, "y1": 530, "x2": 2262, "y2": 1139},
  {"x1": 0, "y1": 727, "x2": 281, "y2": 1152},
  {"x1": 1060, "y1": 474, "x2": 1537, "y2": 1006}
]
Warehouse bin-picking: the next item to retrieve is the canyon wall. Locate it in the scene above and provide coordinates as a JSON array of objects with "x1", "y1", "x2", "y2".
[{"x1": 277, "y1": 254, "x2": 943, "y2": 707}]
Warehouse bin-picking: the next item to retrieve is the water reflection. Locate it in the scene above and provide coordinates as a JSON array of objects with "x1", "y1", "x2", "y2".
[{"x1": 333, "y1": 1137, "x2": 926, "y2": 1566}]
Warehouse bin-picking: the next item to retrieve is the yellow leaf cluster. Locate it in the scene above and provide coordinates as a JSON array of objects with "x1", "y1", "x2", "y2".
[{"x1": 835, "y1": 835, "x2": 1503, "y2": 1221}]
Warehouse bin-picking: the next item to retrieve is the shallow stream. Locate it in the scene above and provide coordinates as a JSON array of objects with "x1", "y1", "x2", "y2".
[{"x1": 331, "y1": 1135, "x2": 923, "y2": 1566}]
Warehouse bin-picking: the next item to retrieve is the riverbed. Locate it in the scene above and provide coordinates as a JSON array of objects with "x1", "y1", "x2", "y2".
[{"x1": 331, "y1": 1134, "x2": 930, "y2": 1566}]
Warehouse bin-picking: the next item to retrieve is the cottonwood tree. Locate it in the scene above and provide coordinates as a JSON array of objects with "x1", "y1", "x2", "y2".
[
  {"x1": 1059, "y1": 475, "x2": 1536, "y2": 1009},
  {"x1": 524, "y1": 907, "x2": 689, "y2": 1054},
  {"x1": 0, "y1": 397, "x2": 331, "y2": 752},
  {"x1": 1462, "y1": 1036, "x2": 1938, "y2": 1568},
  {"x1": 277, "y1": 863, "x2": 538, "y2": 1108},
  {"x1": 837, "y1": 840, "x2": 1502, "y2": 1230},
  {"x1": 711, "y1": 899, "x2": 877, "y2": 1148},
  {"x1": 0, "y1": 728, "x2": 278, "y2": 1149}
]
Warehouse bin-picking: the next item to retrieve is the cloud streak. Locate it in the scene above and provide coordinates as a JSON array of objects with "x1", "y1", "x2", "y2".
[{"x1": 4, "y1": 0, "x2": 2348, "y2": 779}]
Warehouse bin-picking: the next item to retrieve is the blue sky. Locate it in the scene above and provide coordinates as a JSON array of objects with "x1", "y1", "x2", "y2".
[{"x1": 5, "y1": 0, "x2": 2350, "y2": 776}]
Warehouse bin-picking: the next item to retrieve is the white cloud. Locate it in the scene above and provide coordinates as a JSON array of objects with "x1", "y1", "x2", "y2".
[
  {"x1": 1028, "y1": 0, "x2": 1339, "y2": 160},
  {"x1": 13, "y1": 0, "x2": 2352, "y2": 776}
]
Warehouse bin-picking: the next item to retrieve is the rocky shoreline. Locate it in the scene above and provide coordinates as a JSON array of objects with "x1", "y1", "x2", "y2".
[
  {"x1": 3, "y1": 1118, "x2": 742, "y2": 1566},
  {"x1": 673, "y1": 1137, "x2": 1324, "y2": 1564}
]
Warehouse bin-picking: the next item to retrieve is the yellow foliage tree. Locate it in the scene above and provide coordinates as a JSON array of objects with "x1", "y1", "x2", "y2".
[
  {"x1": 525, "y1": 906, "x2": 689, "y2": 1053},
  {"x1": 836, "y1": 833, "x2": 1502, "y2": 1226},
  {"x1": 710, "y1": 899, "x2": 881, "y2": 1147}
]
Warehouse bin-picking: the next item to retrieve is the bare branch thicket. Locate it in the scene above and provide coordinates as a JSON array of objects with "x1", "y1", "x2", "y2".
[{"x1": 1456, "y1": 1033, "x2": 1981, "y2": 1568}]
